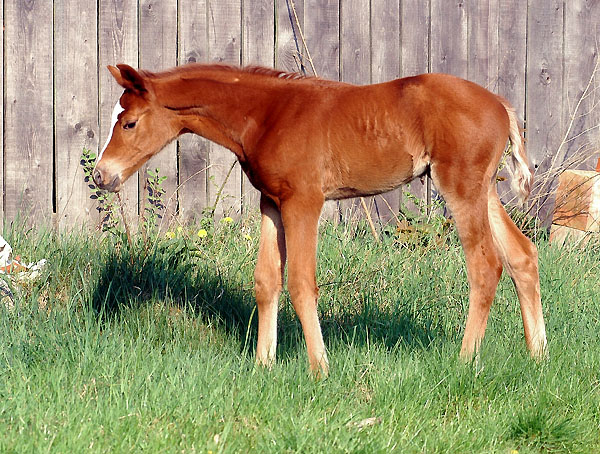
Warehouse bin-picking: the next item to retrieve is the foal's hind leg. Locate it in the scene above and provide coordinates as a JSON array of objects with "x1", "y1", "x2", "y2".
[
  {"x1": 455, "y1": 200, "x2": 504, "y2": 359},
  {"x1": 254, "y1": 195, "x2": 287, "y2": 367},
  {"x1": 488, "y1": 192, "x2": 547, "y2": 358},
  {"x1": 431, "y1": 168, "x2": 503, "y2": 359}
]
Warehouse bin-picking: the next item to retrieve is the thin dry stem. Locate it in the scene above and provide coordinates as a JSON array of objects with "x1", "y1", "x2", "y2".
[{"x1": 116, "y1": 192, "x2": 133, "y2": 250}]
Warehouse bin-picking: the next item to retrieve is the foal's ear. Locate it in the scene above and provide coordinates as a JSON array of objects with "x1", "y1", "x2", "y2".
[{"x1": 108, "y1": 64, "x2": 148, "y2": 94}]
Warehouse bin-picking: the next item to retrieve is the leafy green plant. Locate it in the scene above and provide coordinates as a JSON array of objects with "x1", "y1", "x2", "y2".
[
  {"x1": 140, "y1": 167, "x2": 168, "y2": 237},
  {"x1": 81, "y1": 149, "x2": 171, "y2": 247},
  {"x1": 80, "y1": 148, "x2": 124, "y2": 237}
]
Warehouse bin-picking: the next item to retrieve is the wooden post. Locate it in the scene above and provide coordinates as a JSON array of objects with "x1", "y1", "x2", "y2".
[
  {"x1": 139, "y1": 0, "x2": 179, "y2": 227},
  {"x1": 207, "y1": 0, "x2": 243, "y2": 219},
  {"x1": 242, "y1": 0, "x2": 275, "y2": 213},
  {"x1": 4, "y1": 0, "x2": 54, "y2": 225},
  {"x1": 178, "y1": 0, "x2": 210, "y2": 222},
  {"x1": 55, "y1": 2, "x2": 98, "y2": 230},
  {"x1": 99, "y1": 0, "x2": 139, "y2": 223}
]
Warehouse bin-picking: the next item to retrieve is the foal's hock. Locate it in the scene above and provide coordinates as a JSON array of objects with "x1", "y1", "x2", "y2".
[{"x1": 93, "y1": 63, "x2": 547, "y2": 376}]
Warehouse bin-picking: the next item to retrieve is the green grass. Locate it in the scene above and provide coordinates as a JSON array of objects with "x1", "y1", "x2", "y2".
[{"x1": 1, "y1": 217, "x2": 599, "y2": 453}]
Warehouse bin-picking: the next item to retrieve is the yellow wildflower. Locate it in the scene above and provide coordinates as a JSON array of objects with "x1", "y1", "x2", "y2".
[
  {"x1": 222, "y1": 216, "x2": 234, "y2": 224},
  {"x1": 197, "y1": 229, "x2": 208, "y2": 238},
  {"x1": 165, "y1": 231, "x2": 175, "y2": 239},
  {"x1": 243, "y1": 234, "x2": 252, "y2": 241},
  {"x1": 177, "y1": 226, "x2": 183, "y2": 234}
]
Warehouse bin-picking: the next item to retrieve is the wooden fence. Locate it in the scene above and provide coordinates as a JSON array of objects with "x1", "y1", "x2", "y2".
[{"x1": 1, "y1": 0, "x2": 599, "y2": 229}]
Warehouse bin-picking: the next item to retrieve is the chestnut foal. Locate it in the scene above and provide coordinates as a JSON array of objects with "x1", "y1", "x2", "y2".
[{"x1": 93, "y1": 63, "x2": 547, "y2": 376}]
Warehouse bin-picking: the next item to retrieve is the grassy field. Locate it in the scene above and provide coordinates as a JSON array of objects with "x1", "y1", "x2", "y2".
[{"x1": 1, "y1": 215, "x2": 599, "y2": 453}]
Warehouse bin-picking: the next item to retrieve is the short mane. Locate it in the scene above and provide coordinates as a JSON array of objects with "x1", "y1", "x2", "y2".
[{"x1": 142, "y1": 63, "x2": 310, "y2": 82}]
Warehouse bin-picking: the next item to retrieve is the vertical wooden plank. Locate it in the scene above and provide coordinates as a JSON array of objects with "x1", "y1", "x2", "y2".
[
  {"x1": 498, "y1": 0, "x2": 527, "y2": 201},
  {"x1": 526, "y1": 0, "x2": 563, "y2": 199},
  {"x1": 401, "y1": 0, "x2": 430, "y2": 217},
  {"x1": 339, "y1": 0, "x2": 370, "y2": 221},
  {"x1": 429, "y1": 0, "x2": 467, "y2": 216},
  {"x1": 304, "y1": 0, "x2": 340, "y2": 80},
  {"x1": 341, "y1": 0, "x2": 369, "y2": 85},
  {"x1": 305, "y1": 0, "x2": 340, "y2": 219},
  {"x1": 207, "y1": 0, "x2": 243, "y2": 219},
  {"x1": 401, "y1": 0, "x2": 430, "y2": 77},
  {"x1": 55, "y1": 2, "x2": 98, "y2": 231},
  {"x1": 372, "y1": 0, "x2": 400, "y2": 83},
  {"x1": 563, "y1": 0, "x2": 600, "y2": 169},
  {"x1": 467, "y1": 0, "x2": 499, "y2": 90},
  {"x1": 498, "y1": 0, "x2": 527, "y2": 120},
  {"x1": 99, "y1": 0, "x2": 139, "y2": 222},
  {"x1": 4, "y1": 0, "x2": 53, "y2": 225},
  {"x1": 178, "y1": 0, "x2": 210, "y2": 222},
  {"x1": 276, "y1": 0, "x2": 306, "y2": 73},
  {"x1": 243, "y1": 1, "x2": 275, "y2": 67},
  {"x1": 430, "y1": 0, "x2": 467, "y2": 78},
  {"x1": 242, "y1": 0, "x2": 275, "y2": 214},
  {"x1": 469, "y1": 0, "x2": 516, "y2": 202},
  {"x1": 372, "y1": 0, "x2": 401, "y2": 222},
  {"x1": 139, "y1": 0, "x2": 178, "y2": 227}
]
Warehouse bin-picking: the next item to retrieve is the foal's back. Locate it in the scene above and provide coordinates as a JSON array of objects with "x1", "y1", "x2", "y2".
[{"x1": 267, "y1": 73, "x2": 510, "y2": 201}]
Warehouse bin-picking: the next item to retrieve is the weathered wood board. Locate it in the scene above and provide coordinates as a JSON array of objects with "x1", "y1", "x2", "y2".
[
  {"x1": 526, "y1": 0, "x2": 564, "y2": 218},
  {"x1": 401, "y1": 0, "x2": 431, "y2": 217},
  {"x1": 430, "y1": 0, "x2": 468, "y2": 78},
  {"x1": 497, "y1": 0, "x2": 527, "y2": 200},
  {"x1": 55, "y1": 2, "x2": 99, "y2": 230},
  {"x1": 563, "y1": 0, "x2": 600, "y2": 169},
  {"x1": 4, "y1": 0, "x2": 54, "y2": 225},
  {"x1": 242, "y1": 0, "x2": 275, "y2": 214},
  {"x1": 139, "y1": 0, "x2": 179, "y2": 228},
  {"x1": 98, "y1": 0, "x2": 139, "y2": 223},
  {"x1": 339, "y1": 0, "x2": 371, "y2": 222},
  {"x1": 207, "y1": 0, "x2": 243, "y2": 219},
  {"x1": 178, "y1": 0, "x2": 210, "y2": 222},
  {"x1": 305, "y1": 0, "x2": 341, "y2": 220}
]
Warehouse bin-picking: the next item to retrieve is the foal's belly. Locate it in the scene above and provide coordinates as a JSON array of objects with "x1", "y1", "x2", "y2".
[{"x1": 323, "y1": 144, "x2": 423, "y2": 200}]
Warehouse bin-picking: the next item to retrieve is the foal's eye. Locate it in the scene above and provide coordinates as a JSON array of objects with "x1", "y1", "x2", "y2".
[{"x1": 123, "y1": 121, "x2": 137, "y2": 130}]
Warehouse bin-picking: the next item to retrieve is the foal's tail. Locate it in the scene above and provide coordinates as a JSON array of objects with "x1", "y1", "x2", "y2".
[{"x1": 498, "y1": 97, "x2": 532, "y2": 205}]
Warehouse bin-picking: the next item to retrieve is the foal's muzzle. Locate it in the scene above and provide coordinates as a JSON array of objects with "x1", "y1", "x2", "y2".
[{"x1": 92, "y1": 167, "x2": 121, "y2": 192}]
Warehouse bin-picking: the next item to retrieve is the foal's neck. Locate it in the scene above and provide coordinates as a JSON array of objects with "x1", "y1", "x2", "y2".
[{"x1": 153, "y1": 72, "x2": 276, "y2": 159}]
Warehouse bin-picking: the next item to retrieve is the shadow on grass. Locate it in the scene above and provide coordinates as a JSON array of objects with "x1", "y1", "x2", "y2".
[
  {"x1": 91, "y1": 243, "x2": 446, "y2": 359},
  {"x1": 91, "y1": 244, "x2": 254, "y2": 347}
]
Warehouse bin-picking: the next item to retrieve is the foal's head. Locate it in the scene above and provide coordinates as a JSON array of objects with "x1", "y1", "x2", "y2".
[{"x1": 93, "y1": 65, "x2": 179, "y2": 192}]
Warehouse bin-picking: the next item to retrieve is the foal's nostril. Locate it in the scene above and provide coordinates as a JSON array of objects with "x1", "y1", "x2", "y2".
[{"x1": 92, "y1": 168, "x2": 103, "y2": 186}]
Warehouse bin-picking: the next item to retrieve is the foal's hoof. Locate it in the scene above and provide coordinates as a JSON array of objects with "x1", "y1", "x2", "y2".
[
  {"x1": 529, "y1": 335, "x2": 549, "y2": 362},
  {"x1": 530, "y1": 345, "x2": 549, "y2": 362},
  {"x1": 309, "y1": 356, "x2": 329, "y2": 380},
  {"x1": 255, "y1": 356, "x2": 276, "y2": 370},
  {"x1": 459, "y1": 346, "x2": 478, "y2": 363}
]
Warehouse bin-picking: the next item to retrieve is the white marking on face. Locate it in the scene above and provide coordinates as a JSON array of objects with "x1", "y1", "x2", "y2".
[{"x1": 98, "y1": 98, "x2": 125, "y2": 161}]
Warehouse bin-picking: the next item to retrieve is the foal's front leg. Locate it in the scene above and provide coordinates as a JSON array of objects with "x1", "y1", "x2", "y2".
[
  {"x1": 280, "y1": 195, "x2": 329, "y2": 377},
  {"x1": 254, "y1": 195, "x2": 287, "y2": 367}
]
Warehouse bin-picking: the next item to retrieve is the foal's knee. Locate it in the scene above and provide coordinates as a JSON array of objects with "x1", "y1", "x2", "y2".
[
  {"x1": 254, "y1": 269, "x2": 282, "y2": 305},
  {"x1": 287, "y1": 277, "x2": 319, "y2": 308}
]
